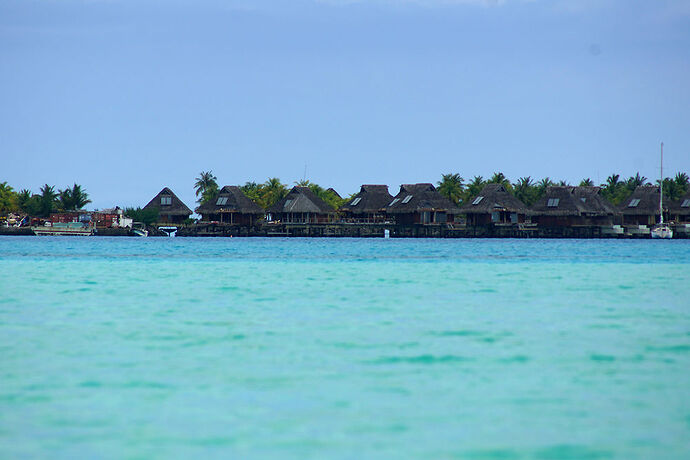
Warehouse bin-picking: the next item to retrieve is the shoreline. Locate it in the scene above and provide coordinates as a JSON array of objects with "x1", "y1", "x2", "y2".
[{"x1": 2, "y1": 223, "x2": 689, "y2": 239}]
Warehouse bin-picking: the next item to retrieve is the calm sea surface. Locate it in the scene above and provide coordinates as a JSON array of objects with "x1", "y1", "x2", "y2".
[{"x1": 1, "y1": 237, "x2": 689, "y2": 459}]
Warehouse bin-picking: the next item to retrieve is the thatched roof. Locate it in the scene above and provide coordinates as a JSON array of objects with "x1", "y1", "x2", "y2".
[
  {"x1": 268, "y1": 186, "x2": 335, "y2": 214},
  {"x1": 143, "y1": 187, "x2": 192, "y2": 216},
  {"x1": 573, "y1": 186, "x2": 617, "y2": 214},
  {"x1": 531, "y1": 186, "x2": 614, "y2": 216},
  {"x1": 196, "y1": 186, "x2": 263, "y2": 215},
  {"x1": 460, "y1": 184, "x2": 527, "y2": 214},
  {"x1": 385, "y1": 183, "x2": 460, "y2": 214},
  {"x1": 618, "y1": 185, "x2": 663, "y2": 215},
  {"x1": 339, "y1": 185, "x2": 393, "y2": 213},
  {"x1": 668, "y1": 191, "x2": 690, "y2": 216}
]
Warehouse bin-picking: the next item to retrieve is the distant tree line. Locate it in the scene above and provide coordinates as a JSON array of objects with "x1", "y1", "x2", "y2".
[
  {"x1": 0, "y1": 183, "x2": 91, "y2": 217},
  {"x1": 436, "y1": 172, "x2": 690, "y2": 207},
  {"x1": 2, "y1": 171, "x2": 689, "y2": 219}
]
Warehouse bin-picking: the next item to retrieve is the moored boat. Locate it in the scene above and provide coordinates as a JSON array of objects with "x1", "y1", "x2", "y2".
[
  {"x1": 32, "y1": 222, "x2": 94, "y2": 236},
  {"x1": 651, "y1": 142, "x2": 673, "y2": 239},
  {"x1": 131, "y1": 226, "x2": 148, "y2": 237}
]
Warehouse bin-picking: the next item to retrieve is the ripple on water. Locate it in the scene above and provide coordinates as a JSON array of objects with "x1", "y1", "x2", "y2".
[
  {"x1": 367, "y1": 354, "x2": 473, "y2": 365},
  {"x1": 498, "y1": 355, "x2": 530, "y2": 363},
  {"x1": 432, "y1": 330, "x2": 483, "y2": 337},
  {"x1": 645, "y1": 344, "x2": 690, "y2": 353},
  {"x1": 533, "y1": 444, "x2": 614, "y2": 459},
  {"x1": 590, "y1": 354, "x2": 616, "y2": 362}
]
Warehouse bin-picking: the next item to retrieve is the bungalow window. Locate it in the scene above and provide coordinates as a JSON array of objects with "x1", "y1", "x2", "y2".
[
  {"x1": 350, "y1": 197, "x2": 362, "y2": 206},
  {"x1": 160, "y1": 196, "x2": 172, "y2": 206},
  {"x1": 389, "y1": 198, "x2": 400, "y2": 206},
  {"x1": 421, "y1": 211, "x2": 431, "y2": 224},
  {"x1": 510, "y1": 213, "x2": 518, "y2": 223},
  {"x1": 491, "y1": 211, "x2": 499, "y2": 222},
  {"x1": 216, "y1": 196, "x2": 228, "y2": 206},
  {"x1": 472, "y1": 196, "x2": 484, "y2": 205},
  {"x1": 547, "y1": 198, "x2": 560, "y2": 207},
  {"x1": 402, "y1": 195, "x2": 413, "y2": 204},
  {"x1": 628, "y1": 199, "x2": 641, "y2": 208},
  {"x1": 681, "y1": 199, "x2": 690, "y2": 208}
]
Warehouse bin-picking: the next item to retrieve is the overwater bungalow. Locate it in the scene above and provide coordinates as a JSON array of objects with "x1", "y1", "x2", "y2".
[
  {"x1": 531, "y1": 186, "x2": 615, "y2": 226},
  {"x1": 384, "y1": 183, "x2": 459, "y2": 225},
  {"x1": 339, "y1": 185, "x2": 393, "y2": 223},
  {"x1": 267, "y1": 186, "x2": 336, "y2": 223},
  {"x1": 617, "y1": 185, "x2": 665, "y2": 226},
  {"x1": 461, "y1": 184, "x2": 528, "y2": 225},
  {"x1": 196, "y1": 186, "x2": 264, "y2": 225},
  {"x1": 143, "y1": 187, "x2": 193, "y2": 224},
  {"x1": 668, "y1": 191, "x2": 690, "y2": 223}
]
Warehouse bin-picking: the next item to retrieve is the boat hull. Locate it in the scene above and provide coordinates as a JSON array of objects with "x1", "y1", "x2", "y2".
[
  {"x1": 32, "y1": 226, "x2": 94, "y2": 236},
  {"x1": 651, "y1": 225, "x2": 673, "y2": 239}
]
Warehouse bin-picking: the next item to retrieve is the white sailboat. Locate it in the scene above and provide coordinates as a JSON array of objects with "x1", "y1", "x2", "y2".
[{"x1": 651, "y1": 142, "x2": 673, "y2": 239}]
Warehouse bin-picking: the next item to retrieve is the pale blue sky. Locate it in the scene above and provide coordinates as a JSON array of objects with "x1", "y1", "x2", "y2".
[{"x1": 2, "y1": 0, "x2": 689, "y2": 210}]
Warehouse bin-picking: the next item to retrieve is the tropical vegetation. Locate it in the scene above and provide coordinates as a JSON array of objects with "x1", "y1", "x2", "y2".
[
  {"x1": 194, "y1": 171, "x2": 219, "y2": 205},
  {"x1": 124, "y1": 207, "x2": 160, "y2": 226},
  {"x1": 238, "y1": 177, "x2": 348, "y2": 210},
  {"x1": 1, "y1": 170, "x2": 689, "y2": 222},
  {"x1": 435, "y1": 171, "x2": 689, "y2": 208},
  {"x1": 0, "y1": 182, "x2": 91, "y2": 217}
]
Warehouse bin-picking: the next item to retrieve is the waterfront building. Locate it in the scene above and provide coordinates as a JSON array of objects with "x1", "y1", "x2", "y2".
[
  {"x1": 143, "y1": 187, "x2": 193, "y2": 224},
  {"x1": 196, "y1": 186, "x2": 264, "y2": 225},
  {"x1": 617, "y1": 185, "x2": 666, "y2": 226},
  {"x1": 339, "y1": 185, "x2": 393, "y2": 223},
  {"x1": 461, "y1": 184, "x2": 528, "y2": 225},
  {"x1": 531, "y1": 186, "x2": 616, "y2": 226},
  {"x1": 267, "y1": 186, "x2": 336, "y2": 223},
  {"x1": 668, "y1": 191, "x2": 690, "y2": 223},
  {"x1": 384, "y1": 183, "x2": 459, "y2": 225}
]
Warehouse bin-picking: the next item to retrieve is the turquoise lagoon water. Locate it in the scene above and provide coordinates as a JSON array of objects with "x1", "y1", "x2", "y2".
[{"x1": 1, "y1": 237, "x2": 689, "y2": 459}]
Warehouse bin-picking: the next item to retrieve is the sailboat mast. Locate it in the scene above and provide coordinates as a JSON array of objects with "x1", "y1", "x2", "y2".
[{"x1": 659, "y1": 142, "x2": 664, "y2": 224}]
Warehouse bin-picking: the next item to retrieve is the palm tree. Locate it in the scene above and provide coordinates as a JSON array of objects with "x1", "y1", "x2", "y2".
[
  {"x1": 241, "y1": 181, "x2": 262, "y2": 203},
  {"x1": 488, "y1": 172, "x2": 506, "y2": 185},
  {"x1": 0, "y1": 182, "x2": 12, "y2": 194},
  {"x1": 674, "y1": 172, "x2": 689, "y2": 192},
  {"x1": 579, "y1": 178, "x2": 594, "y2": 186},
  {"x1": 658, "y1": 174, "x2": 688, "y2": 201},
  {"x1": 513, "y1": 176, "x2": 536, "y2": 206},
  {"x1": 604, "y1": 174, "x2": 621, "y2": 190},
  {"x1": 0, "y1": 182, "x2": 16, "y2": 213},
  {"x1": 58, "y1": 184, "x2": 91, "y2": 211},
  {"x1": 58, "y1": 188, "x2": 72, "y2": 211},
  {"x1": 625, "y1": 172, "x2": 647, "y2": 192},
  {"x1": 194, "y1": 171, "x2": 219, "y2": 204},
  {"x1": 71, "y1": 184, "x2": 90, "y2": 209},
  {"x1": 464, "y1": 176, "x2": 485, "y2": 203},
  {"x1": 537, "y1": 177, "x2": 553, "y2": 193},
  {"x1": 16, "y1": 189, "x2": 37, "y2": 215},
  {"x1": 38, "y1": 184, "x2": 58, "y2": 217},
  {"x1": 437, "y1": 173, "x2": 464, "y2": 204},
  {"x1": 488, "y1": 172, "x2": 513, "y2": 193},
  {"x1": 260, "y1": 177, "x2": 288, "y2": 208},
  {"x1": 602, "y1": 174, "x2": 629, "y2": 205}
]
